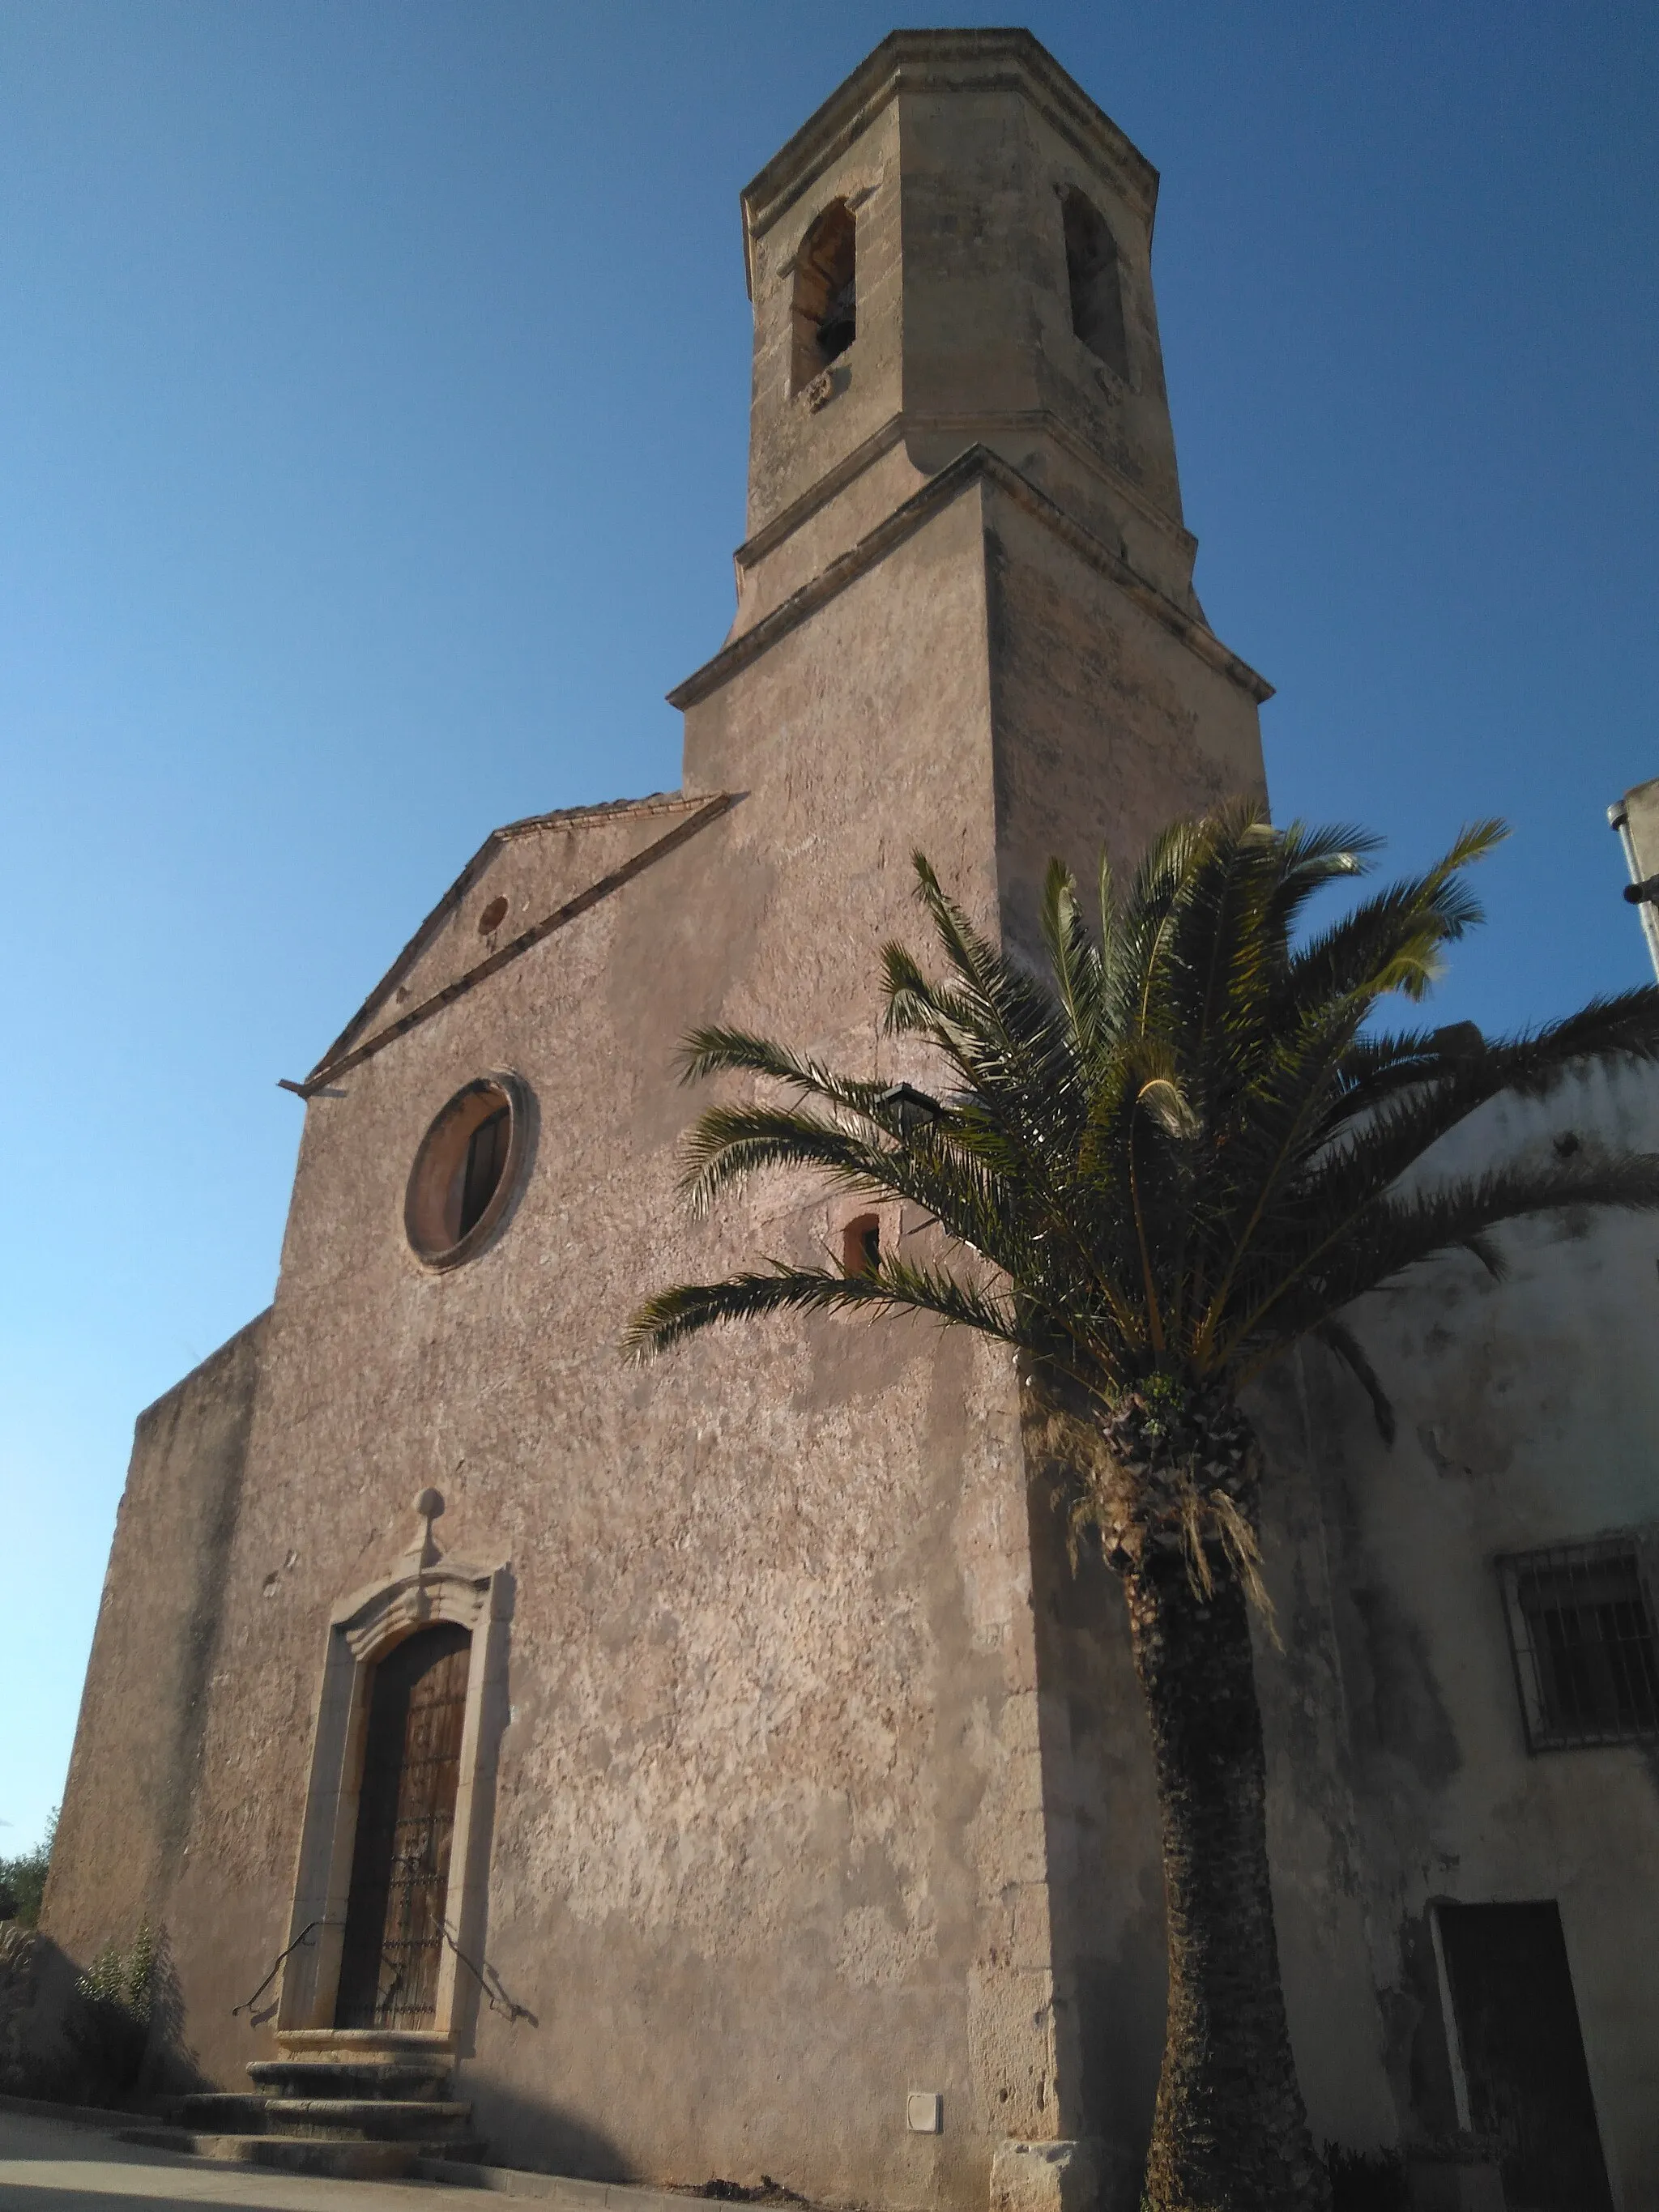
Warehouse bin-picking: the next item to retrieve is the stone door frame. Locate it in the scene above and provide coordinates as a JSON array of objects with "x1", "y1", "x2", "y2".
[{"x1": 276, "y1": 1534, "x2": 511, "y2": 2044}]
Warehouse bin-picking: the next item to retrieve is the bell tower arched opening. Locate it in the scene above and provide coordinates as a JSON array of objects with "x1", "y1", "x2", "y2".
[
  {"x1": 791, "y1": 199, "x2": 856, "y2": 392},
  {"x1": 1060, "y1": 187, "x2": 1129, "y2": 384}
]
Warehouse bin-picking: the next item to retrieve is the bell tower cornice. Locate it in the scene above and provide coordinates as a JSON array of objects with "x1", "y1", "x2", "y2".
[
  {"x1": 738, "y1": 29, "x2": 1160, "y2": 300},
  {"x1": 727, "y1": 29, "x2": 1209, "y2": 646}
]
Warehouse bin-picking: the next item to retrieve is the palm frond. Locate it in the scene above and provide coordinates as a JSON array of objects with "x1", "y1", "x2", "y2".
[
  {"x1": 635, "y1": 812, "x2": 1659, "y2": 1503},
  {"x1": 676, "y1": 1025, "x2": 891, "y2": 1115},
  {"x1": 1311, "y1": 1318, "x2": 1397, "y2": 1445},
  {"x1": 1040, "y1": 859, "x2": 1107, "y2": 1063},
  {"x1": 623, "y1": 1253, "x2": 1034, "y2": 1365},
  {"x1": 676, "y1": 1102, "x2": 897, "y2": 1219},
  {"x1": 1286, "y1": 819, "x2": 1505, "y2": 1012},
  {"x1": 1232, "y1": 1149, "x2": 1659, "y2": 1363}
]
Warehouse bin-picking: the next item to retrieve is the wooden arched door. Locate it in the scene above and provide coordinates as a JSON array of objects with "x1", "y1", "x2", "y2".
[{"x1": 335, "y1": 1622, "x2": 471, "y2": 2030}]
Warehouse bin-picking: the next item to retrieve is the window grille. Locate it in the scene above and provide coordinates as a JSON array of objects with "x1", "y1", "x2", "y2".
[{"x1": 1498, "y1": 1536, "x2": 1659, "y2": 1751}]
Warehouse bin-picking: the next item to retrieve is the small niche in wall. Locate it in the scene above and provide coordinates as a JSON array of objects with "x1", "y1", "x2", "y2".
[{"x1": 842, "y1": 1212, "x2": 881, "y2": 1278}]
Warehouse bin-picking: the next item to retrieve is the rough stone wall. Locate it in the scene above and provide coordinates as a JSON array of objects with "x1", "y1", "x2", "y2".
[
  {"x1": 325, "y1": 797, "x2": 715, "y2": 1068},
  {"x1": 980, "y1": 476, "x2": 1266, "y2": 968},
  {"x1": 40, "y1": 368, "x2": 1278, "y2": 2212},
  {"x1": 743, "y1": 102, "x2": 902, "y2": 544},
  {"x1": 45, "y1": 1314, "x2": 267, "y2": 1974},
  {"x1": 736, "y1": 33, "x2": 1202, "y2": 654},
  {"x1": 1016, "y1": 104, "x2": 1181, "y2": 539},
  {"x1": 896, "y1": 82, "x2": 1181, "y2": 535}
]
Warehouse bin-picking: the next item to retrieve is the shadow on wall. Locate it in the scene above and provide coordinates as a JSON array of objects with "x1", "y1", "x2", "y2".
[
  {"x1": 1020, "y1": 1443, "x2": 1168, "y2": 2177},
  {"x1": 0, "y1": 1921, "x2": 207, "y2": 2111},
  {"x1": 463, "y1": 2077, "x2": 634, "y2": 2184}
]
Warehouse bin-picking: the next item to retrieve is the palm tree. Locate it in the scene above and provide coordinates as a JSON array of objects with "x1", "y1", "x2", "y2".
[{"x1": 626, "y1": 807, "x2": 1659, "y2": 2212}]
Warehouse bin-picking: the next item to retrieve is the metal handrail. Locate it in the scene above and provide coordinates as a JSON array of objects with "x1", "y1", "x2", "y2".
[
  {"x1": 231, "y1": 1916, "x2": 534, "y2": 2029},
  {"x1": 232, "y1": 1920, "x2": 322, "y2": 2018},
  {"x1": 441, "y1": 1925, "x2": 535, "y2": 2024}
]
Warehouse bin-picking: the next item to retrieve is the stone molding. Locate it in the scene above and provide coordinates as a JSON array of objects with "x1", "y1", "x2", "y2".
[
  {"x1": 669, "y1": 444, "x2": 1272, "y2": 714},
  {"x1": 302, "y1": 790, "x2": 723, "y2": 1087},
  {"x1": 292, "y1": 795, "x2": 736, "y2": 1097},
  {"x1": 334, "y1": 1556, "x2": 497, "y2": 1662},
  {"x1": 731, "y1": 408, "x2": 1199, "y2": 580},
  {"x1": 740, "y1": 31, "x2": 1158, "y2": 296},
  {"x1": 276, "y1": 1496, "x2": 513, "y2": 2046}
]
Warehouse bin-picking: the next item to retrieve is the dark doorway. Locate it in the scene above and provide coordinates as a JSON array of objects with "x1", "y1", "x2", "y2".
[
  {"x1": 335, "y1": 1623, "x2": 471, "y2": 2030},
  {"x1": 1437, "y1": 1901, "x2": 1613, "y2": 2210}
]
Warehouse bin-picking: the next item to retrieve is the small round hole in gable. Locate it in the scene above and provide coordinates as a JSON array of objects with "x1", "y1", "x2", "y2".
[
  {"x1": 478, "y1": 895, "x2": 510, "y2": 936},
  {"x1": 405, "y1": 1074, "x2": 529, "y2": 1269}
]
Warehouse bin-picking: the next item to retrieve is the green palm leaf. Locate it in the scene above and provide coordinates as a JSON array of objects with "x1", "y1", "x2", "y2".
[{"x1": 630, "y1": 812, "x2": 1659, "y2": 1439}]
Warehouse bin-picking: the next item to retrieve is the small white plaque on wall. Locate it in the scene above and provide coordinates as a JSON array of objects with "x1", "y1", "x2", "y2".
[{"x1": 906, "y1": 2092, "x2": 943, "y2": 2135}]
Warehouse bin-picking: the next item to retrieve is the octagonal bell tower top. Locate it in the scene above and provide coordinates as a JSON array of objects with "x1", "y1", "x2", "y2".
[{"x1": 735, "y1": 31, "x2": 1194, "y2": 617}]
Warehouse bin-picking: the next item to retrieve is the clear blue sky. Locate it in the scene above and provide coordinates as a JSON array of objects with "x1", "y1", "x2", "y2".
[{"x1": 2, "y1": 2, "x2": 1655, "y2": 1855}]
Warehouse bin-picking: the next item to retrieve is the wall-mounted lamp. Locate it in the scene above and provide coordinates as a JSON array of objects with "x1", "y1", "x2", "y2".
[{"x1": 878, "y1": 1083, "x2": 943, "y2": 1142}]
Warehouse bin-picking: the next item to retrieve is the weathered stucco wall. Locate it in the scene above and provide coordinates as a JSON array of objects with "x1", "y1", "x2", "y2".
[
  {"x1": 46, "y1": 1314, "x2": 267, "y2": 1977},
  {"x1": 1297, "y1": 1060, "x2": 1659, "y2": 2207},
  {"x1": 127, "y1": 492, "x2": 1073, "y2": 2211},
  {"x1": 1025, "y1": 1060, "x2": 1659, "y2": 2206},
  {"x1": 981, "y1": 475, "x2": 1267, "y2": 967}
]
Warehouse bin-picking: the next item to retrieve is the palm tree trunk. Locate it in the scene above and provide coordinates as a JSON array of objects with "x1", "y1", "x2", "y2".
[{"x1": 1122, "y1": 1545, "x2": 1329, "y2": 2212}]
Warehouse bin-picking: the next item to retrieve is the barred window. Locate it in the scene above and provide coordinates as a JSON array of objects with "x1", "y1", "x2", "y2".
[{"x1": 1499, "y1": 1537, "x2": 1659, "y2": 1750}]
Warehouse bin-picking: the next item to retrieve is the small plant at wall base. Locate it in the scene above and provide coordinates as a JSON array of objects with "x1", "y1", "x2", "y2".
[
  {"x1": 627, "y1": 806, "x2": 1659, "y2": 2212},
  {"x1": 67, "y1": 1920, "x2": 156, "y2": 2104},
  {"x1": 1324, "y1": 2143, "x2": 1407, "y2": 2212}
]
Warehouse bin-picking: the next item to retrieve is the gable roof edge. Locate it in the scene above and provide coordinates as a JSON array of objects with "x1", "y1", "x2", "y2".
[{"x1": 309, "y1": 790, "x2": 706, "y2": 1076}]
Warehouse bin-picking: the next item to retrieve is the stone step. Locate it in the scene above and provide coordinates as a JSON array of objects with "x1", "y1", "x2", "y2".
[
  {"x1": 118, "y1": 2129, "x2": 428, "y2": 2180},
  {"x1": 263, "y1": 2097, "x2": 474, "y2": 2143},
  {"x1": 173, "y1": 2094, "x2": 271, "y2": 2132},
  {"x1": 274, "y1": 2031, "x2": 455, "y2": 2063},
  {"x1": 248, "y1": 2058, "x2": 453, "y2": 2101}
]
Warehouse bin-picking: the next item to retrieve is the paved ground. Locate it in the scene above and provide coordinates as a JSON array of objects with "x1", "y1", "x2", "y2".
[{"x1": 0, "y1": 2116, "x2": 470, "y2": 2212}]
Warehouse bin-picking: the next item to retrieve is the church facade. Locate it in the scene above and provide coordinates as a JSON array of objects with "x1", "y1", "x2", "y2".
[{"x1": 45, "y1": 33, "x2": 1659, "y2": 2212}]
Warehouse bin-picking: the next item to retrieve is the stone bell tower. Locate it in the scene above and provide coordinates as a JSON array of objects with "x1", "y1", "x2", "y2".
[
  {"x1": 663, "y1": 35, "x2": 1277, "y2": 2206},
  {"x1": 41, "y1": 33, "x2": 1287, "y2": 2212},
  {"x1": 676, "y1": 28, "x2": 1269, "y2": 964}
]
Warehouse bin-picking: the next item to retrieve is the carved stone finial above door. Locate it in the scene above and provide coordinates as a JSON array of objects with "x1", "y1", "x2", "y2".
[{"x1": 406, "y1": 1487, "x2": 445, "y2": 1572}]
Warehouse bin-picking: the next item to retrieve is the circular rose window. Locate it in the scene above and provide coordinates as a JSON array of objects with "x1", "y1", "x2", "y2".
[{"x1": 404, "y1": 1074, "x2": 529, "y2": 1269}]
